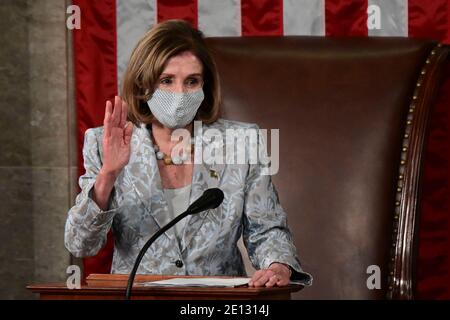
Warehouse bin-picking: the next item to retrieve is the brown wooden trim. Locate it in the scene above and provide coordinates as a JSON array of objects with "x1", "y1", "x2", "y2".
[{"x1": 388, "y1": 43, "x2": 450, "y2": 299}]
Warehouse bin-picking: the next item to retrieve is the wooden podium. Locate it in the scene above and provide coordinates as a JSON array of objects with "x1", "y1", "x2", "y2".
[{"x1": 27, "y1": 274, "x2": 303, "y2": 300}]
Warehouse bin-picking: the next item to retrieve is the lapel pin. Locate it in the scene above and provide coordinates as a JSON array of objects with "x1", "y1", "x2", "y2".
[{"x1": 209, "y1": 169, "x2": 219, "y2": 179}]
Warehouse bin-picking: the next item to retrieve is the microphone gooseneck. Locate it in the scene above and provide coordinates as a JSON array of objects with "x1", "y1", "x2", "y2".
[{"x1": 125, "y1": 188, "x2": 224, "y2": 300}]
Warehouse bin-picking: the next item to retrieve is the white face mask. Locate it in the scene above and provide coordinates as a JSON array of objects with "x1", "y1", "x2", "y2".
[{"x1": 147, "y1": 88, "x2": 204, "y2": 129}]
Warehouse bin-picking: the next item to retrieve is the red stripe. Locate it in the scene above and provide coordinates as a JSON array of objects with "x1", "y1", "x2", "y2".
[
  {"x1": 73, "y1": 0, "x2": 117, "y2": 279},
  {"x1": 325, "y1": 0, "x2": 368, "y2": 37},
  {"x1": 241, "y1": 0, "x2": 283, "y2": 36},
  {"x1": 157, "y1": 0, "x2": 198, "y2": 29},
  {"x1": 408, "y1": 0, "x2": 449, "y2": 44}
]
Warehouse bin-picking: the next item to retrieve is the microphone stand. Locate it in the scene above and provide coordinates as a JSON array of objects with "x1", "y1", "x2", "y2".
[
  {"x1": 125, "y1": 209, "x2": 191, "y2": 300},
  {"x1": 124, "y1": 187, "x2": 223, "y2": 300}
]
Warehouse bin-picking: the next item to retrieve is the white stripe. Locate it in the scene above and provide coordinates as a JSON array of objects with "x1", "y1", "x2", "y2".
[
  {"x1": 283, "y1": 0, "x2": 325, "y2": 36},
  {"x1": 368, "y1": 0, "x2": 408, "y2": 37},
  {"x1": 405, "y1": 0, "x2": 408, "y2": 37},
  {"x1": 198, "y1": 0, "x2": 241, "y2": 37},
  {"x1": 116, "y1": 0, "x2": 156, "y2": 91}
]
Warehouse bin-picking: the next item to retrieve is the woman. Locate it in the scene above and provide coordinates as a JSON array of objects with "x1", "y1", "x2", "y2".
[{"x1": 65, "y1": 19, "x2": 311, "y2": 288}]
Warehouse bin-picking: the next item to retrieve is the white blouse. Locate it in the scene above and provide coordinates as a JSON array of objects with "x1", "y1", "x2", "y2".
[{"x1": 163, "y1": 183, "x2": 192, "y2": 247}]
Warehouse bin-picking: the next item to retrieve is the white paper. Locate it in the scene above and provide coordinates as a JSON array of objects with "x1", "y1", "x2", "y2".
[{"x1": 140, "y1": 277, "x2": 251, "y2": 288}]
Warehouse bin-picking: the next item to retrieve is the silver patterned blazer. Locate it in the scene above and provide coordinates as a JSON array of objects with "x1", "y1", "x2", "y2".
[{"x1": 65, "y1": 118, "x2": 312, "y2": 284}]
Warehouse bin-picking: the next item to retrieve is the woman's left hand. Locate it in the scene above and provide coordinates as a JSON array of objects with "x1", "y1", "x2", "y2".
[{"x1": 248, "y1": 263, "x2": 291, "y2": 287}]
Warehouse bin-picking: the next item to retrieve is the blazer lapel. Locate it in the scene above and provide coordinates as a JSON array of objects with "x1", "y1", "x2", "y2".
[
  {"x1": 124, "y1": 123, "x2": 176, "y2": 241},
  {"x1": 180, "y1": 136, "x2": 225, "y2": 253}
]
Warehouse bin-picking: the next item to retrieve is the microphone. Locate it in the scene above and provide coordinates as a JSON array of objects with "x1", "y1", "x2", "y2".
[
  {"x1": 125, "y1": 188, "x2": 224, "y2": 300},
  {"x1": 186, "y1": 188, "x2": 224, "y2": 214}
]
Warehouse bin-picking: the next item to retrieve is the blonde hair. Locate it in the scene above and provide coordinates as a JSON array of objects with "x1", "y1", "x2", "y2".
[{"x1": 122, "y1": 19, "x2": 221, "y2": 126}]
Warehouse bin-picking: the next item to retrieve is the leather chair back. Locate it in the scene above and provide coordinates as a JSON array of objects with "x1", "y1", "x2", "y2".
[{"x1": 206, "y1": 36, "x2": 448, "y2": 299}]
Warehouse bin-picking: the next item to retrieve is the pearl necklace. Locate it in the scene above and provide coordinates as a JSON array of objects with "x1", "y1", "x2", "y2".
[
  {"x1": 154, "y1": 144, "x2": 192, "y2": 165},
  {"x1": 147, "y1": 124, "x2": 195, "y2": 166}
]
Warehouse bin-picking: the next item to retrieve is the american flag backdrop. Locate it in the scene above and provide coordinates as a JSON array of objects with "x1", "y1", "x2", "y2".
[{"x1": 72, "y1": 0, "x2": 450, "y2": 299}]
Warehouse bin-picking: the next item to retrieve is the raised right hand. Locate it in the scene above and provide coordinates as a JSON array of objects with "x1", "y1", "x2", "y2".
[{"x1": 101, "y1": 96, "x2": 133, "y2": 177}]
